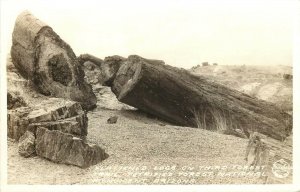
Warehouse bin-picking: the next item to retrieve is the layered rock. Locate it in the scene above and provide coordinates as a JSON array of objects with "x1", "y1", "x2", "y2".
[
  {"x1": 10, "y1": 11, "x2": 96, "y2": 110},
  {"x1": 36, "y1": 127, "x2": 107, "y2": 168},
  {"x1": 7, "y1": 98, "x2": 86, "y2": 141},
  {"x1": 8, "y1": 98, "x2": 107, "y2": 167}
]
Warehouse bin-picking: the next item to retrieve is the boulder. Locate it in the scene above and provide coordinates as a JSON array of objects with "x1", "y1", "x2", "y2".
[
  {"x1": 35, "y1": 127, "x2": 107, "y2": 168},
  {"x1": 18, "y1": 131, "x2": 36, "y2": 157}
]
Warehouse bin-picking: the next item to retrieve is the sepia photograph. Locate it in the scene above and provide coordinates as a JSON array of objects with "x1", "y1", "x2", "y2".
[{"x1": 0, "y1": 0, "x2": 299, "y2": 191}]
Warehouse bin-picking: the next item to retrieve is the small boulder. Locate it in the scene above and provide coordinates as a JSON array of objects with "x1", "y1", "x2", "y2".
[
  {"x1": 18, "y1": 131, "x2": 36, "y2": 157},
  {"x1": 107, "y1": 116, "x2": 118, "y2": 124}
]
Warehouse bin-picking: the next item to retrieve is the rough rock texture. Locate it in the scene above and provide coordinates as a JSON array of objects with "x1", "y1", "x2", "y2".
[
  {"x1": 100, "y1": 55, "x2": 127, "y2": 86},
  {"x1": 7, "y1": 91, "x2": 27, "y2": 109},
  {"x1": 78, "y1": 54, "x2": 134, "y2": 110},
  {"x1": 10, "y1": 11, "x2": 96, "y2": 110},
  {"x1": 7, "y1": 98, "x2": 86, "y2": 141},
  {"x1": 18, "y1": 131, "x2": 36, "y2": 157},
  {"x1": 78, "y1": 54, "x2": 126, "y2": 86},
  {"x1": 36, "y1": 127, "x2": 107, "y2": 168},
  {"x1": 245, "y1": 132, "x2": 292, "y2": 184},
  {"x1": 28, "y1": 113, "x2": 88, "y2": 138}
]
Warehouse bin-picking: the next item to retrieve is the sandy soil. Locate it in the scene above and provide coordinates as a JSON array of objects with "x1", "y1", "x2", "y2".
[
  {"x1": 8, "y1": 106, "x2": 266, "y2": 185},
  {"x1": 7, "y1": 61, "x2": 287, "y2": 185}
]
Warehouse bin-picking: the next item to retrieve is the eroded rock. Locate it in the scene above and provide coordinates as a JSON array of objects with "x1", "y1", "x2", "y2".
[
  {"x1": 28, "y1": 113, "x2": 88, "y2": 138},
  {"x1": 7, "y1": 91, "x2": 27, "y2": 109},
  {"x1": 36, "y1": 127, "x2": 107, "y2": 168},
  {"x1": 7, "y1": 98, "x2": 86, "y2": 141},
  {"x1": 18, "y1": 131, "x2": 36, "y2": 157}
]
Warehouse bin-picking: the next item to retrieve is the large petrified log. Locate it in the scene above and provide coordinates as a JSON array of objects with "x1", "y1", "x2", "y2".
[
  {"x1": 10, "y1": 11, "x2": 96, "y2": 110},
  {"x1": 109, "y1": 55, "x2": 291, "y2": 140}
]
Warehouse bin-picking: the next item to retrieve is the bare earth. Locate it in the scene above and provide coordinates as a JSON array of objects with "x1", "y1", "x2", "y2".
[
  {"x1": 8, "y1": 64, "x2": 291, "y2": 185},
  {"x1": 8, "y1": 106, "x2": 266, "y2": 184}
]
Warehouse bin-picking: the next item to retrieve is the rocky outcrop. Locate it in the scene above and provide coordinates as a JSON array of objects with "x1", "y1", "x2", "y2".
[
  {"x1": 10, "y1": 11, "x2": 96, "y2": 110},
  {"x1": 36, "y1": 127, "x2": 107, "y2": 168},
  {"x1": 18, "y1": 131, "x2": 35, "y2": 157}
]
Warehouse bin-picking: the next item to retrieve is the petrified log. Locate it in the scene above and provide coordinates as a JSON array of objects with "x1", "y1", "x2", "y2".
[
  {"x1": 110, "y1": 55, "x2": 292, "y2": 140},
  {"x1": 7, "y1": 98, "x2": 87, "y2": 140},
  {"x1": 36, "y1": 127, "x2": 107, "y2": 168},
  {"x1": 10, "y1": 11, "x2": 96, "y2": 110},
  {"x1": 78, "y1": 54, "x2": 165, "y2": 86},
  {"x1": 78, "y1": 54, "x2": 126, "y2": 86}
]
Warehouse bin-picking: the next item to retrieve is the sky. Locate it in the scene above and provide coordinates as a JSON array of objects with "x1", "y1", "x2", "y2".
[{"x1": 0, "y1": 0, "x2": 296, "y2": 68}]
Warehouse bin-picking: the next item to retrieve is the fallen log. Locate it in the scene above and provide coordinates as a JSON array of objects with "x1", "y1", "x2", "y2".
[
  {"x1": 10, "y1": 11, "x2": 96, "y2": 110},
  {"x1": 110, "y1": 55, "x2": 291, "y2": 140}
]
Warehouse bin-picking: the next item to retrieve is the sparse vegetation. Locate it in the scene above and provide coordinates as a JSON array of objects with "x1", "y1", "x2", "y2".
[{"x1": 190, "y1": 106, "x2": 246, "y2": 138}]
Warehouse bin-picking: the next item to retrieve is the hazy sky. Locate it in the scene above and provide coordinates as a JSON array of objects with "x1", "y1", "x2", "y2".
[{"x1": 1, "y1": 0, "x2": 296, "y2": 68}]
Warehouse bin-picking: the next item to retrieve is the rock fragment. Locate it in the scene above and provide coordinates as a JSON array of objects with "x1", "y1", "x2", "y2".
[
  {"x1": 36, "y1": 127, "x2": 107, "y2": 168},
  {"x1": 18, "y1": 131, "x2": 36, "y2": 157}
]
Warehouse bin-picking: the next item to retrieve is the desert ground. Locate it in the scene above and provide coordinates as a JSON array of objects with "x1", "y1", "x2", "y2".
[{"x1": 7, "y1": 60, "x2": 292, "y2": 184}]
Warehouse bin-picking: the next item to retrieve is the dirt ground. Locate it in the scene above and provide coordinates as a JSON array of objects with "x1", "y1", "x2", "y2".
[
  {"x1": 8, "y1": 105, "x2": 267, "y2": 185},
  {"x1": 7, "y1": 61, "x2": 290, "y2": 185}
]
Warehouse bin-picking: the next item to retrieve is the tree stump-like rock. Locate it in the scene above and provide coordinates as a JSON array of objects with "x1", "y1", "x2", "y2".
[
  {"x1": 10, "y1": 11, "x2": 96, "y2": 110},
  {"x1": 110, "y1": 55, "x2": 291, "y2": 140}
]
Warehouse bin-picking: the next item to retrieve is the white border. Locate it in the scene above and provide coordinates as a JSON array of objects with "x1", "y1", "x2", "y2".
[{"x1": 1, "y1": 0, "x2": 299, "y2": 191}]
